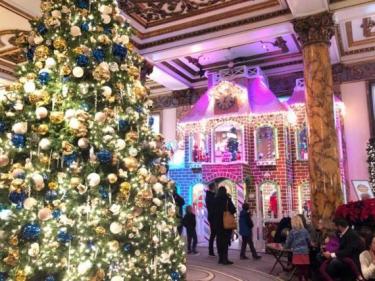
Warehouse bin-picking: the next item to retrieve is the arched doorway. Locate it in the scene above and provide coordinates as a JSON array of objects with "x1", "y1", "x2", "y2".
[{"x1": 191, "y1": 183, "x2": 207, "y2": 241}]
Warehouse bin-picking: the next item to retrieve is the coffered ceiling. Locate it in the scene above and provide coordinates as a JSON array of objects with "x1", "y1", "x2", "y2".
[{"x1": 0, "y1": 0, "x2": 375, "y2": 96}]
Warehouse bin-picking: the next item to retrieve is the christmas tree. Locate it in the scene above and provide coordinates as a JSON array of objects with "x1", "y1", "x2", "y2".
[
  {"x1": 0, "y1": 0, "x2": 185, "y2": 280},
  {"x1": 367, "y1": 138, "x2": 375, "y2": 193}
]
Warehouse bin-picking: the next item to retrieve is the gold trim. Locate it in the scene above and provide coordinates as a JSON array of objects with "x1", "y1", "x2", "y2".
[
  {"x1": 135, "y1": 0, "x2": 280, "y2": 39},
  {"x1": 0, "y1": 0, "x2": 34, "y2": 20},
  {"x1": 346, "y1": 21, "x2": 375, "y2": 48}
]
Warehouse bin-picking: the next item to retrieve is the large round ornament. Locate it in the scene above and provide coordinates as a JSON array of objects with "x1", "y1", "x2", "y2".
[
  {"x1": 32, "y1": 173, "x2": 45, "y2": 190},
  {"x1": 110, "y1": 222, "x2": 122, "y2": 234},
  {"x1": 39, "y1": 138, "x2": 51, "y2": 150},
  {"x1": 35, "y1": 107, "x2": 48, "y2": 119},
  {"x1": 38, "y1": 207, "x2": 52, "y2": 221},
  {"x1": 21, "y1": 223, "x2": 41, "y2": 241},
  {"x1": 24, "y1": 197, "x2": 37, "y2": 210},
  {"x1": 0, "y1": 154, "x2": 9, "y2": 167},
  {"x1": 78, "y1": 138, "x2": 89, "y2": 149},
  {"x1": 87, "y1": 173, "x2": 100, "y2": 187},
  {"x1": 72, "y1": 67, "x2": 84, "y2": 78},
  {"x1": 12, "y1": 122, "x2": 28, "y2": 134}
]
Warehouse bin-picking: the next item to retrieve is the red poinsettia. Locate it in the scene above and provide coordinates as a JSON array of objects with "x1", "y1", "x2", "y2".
[{"x1": 335, "y1": 199, "x2": 375, "y2": 224}]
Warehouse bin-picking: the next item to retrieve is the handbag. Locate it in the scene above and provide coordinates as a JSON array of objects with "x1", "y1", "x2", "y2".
[{"x1": 223, "y1": 200, "x2": 237, "y2": 230}]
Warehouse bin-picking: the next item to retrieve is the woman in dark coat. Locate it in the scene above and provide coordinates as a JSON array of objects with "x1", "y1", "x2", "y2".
[{"x1": 213, "y1": 186, "x2": 236, "y2": 265}]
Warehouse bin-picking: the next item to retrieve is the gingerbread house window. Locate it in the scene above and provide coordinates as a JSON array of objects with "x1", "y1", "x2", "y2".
[
  {"x1": 255, "y1": 126, "x2": 277, "y2": 165},
  {"x1": 190, "y1": 132, "x2": 208, "y2": 163},
  {"x1": 213, "y1": 123, "x2": 243, "y2": 163},
  {"x1": 298, "y1": 182, "x2": 311, "y2": 220},
  {"x1": 259, "y1": 181, "x2": 281, "y2": 220},
  {"x1": 296, "y1": 124, "x2": 308, "y2": 161}
]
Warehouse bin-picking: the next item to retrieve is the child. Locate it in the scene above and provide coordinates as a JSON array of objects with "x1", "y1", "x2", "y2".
[
  {"x1": 182, "y1": 205, "x2": 198, "y2": 254},
  {"x1": 284, "y1": 215, "x2": 310, "y2": 281},
  {"x1": 319, "y1": 230, "x2": 363, "y2": 281},
  {"x1": 239, "y1": 203, "x2": 261, "y2": 260}
]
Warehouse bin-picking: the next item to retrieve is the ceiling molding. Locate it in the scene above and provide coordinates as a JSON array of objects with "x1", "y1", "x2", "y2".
[
  {"x1": 0, "y1": 0, "x2": 34, "y2": 20},
  {"x1": 345, "y1": 20, "x2": 375, "y2": 48},
  {"x1": 134, "y1": 9, "x2": 291, "y2": 50}
]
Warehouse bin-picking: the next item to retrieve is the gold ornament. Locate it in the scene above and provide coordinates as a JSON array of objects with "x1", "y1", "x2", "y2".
[
  {"x1": 9, "y1": 235, "x2": 19, "y2": 246},
  {"x1": 49, "y1": 111, "x2": 64, "y2": 124},
  {"x1": 123, "y1": 157, "x2": 138, "y2": 172},
  {"x1": 40, "y1": 1, "x2": 52, "y2": 12},
  {"x1": 119, "y1": 182, "x2": 131, "y2": 201},
  {"x1": 48, "y1": 181, "x2": 58, "y2": 190},
  {"x1": 128, "y1": 66, "x2": 140, "y2": 79},
  {"x1": 26, "y1": 73, "x2": 37, "y2": 80},
  {"x1": 93, "y1": 65, "x2": 111, "y2": 82},
  {"x1": 95, "y1": 226, "x2": 106, "y2": 236},
  {"x1": 115, "y1": 82, "x2": 125, "y2": 90},
  {"x1": 73, "y1": 46, "x2": 85, "y2": 54},
  {"x1": 53, "y1": 37, "x2": 67, "y2": 51},
  {"x1": 97, "y1": 34, "x2": 111, "y2": 45},
  {"x1": 133, "y1": 83, "x2": 147, "y2": 99},
  {"x1": 125, "y1": 131, "x2": 138, "y2": 142},
  {"x1": 39, "y1": 154, "x2": 50, "y2": 165},
  {"x1": 45, "y1": 17, "x2": 60, "y2": 28},
  {"x1": 70, "y1": 177, "x2": 81, "y2": 188},
  {"x1": 127, "y1": 42, "x2": 134, "y2": 51},
  {"x1": 90, "y1": 269, "x2": 106, "y2": 281},
  {"x1": 3, "y1": 248, "x2": 19, "y2": 266},
  {"x1": 135, "y1": 188, "x2": 153, "y2": 208},
  {"x1": 15, "y1": 270, "x2": 26, "y2": 281},
  {"x1": 60, "y1": 65, "x2": 72, "y2": 76},
  {"x1": 35, "y1": 45, "x2": 49, "y2": 61},
  {"x1": 34, "y1": 124, "x2": 49, "y2": 135},
  {"x1": 62, "y1": 141, "x2": 74, "y2": 155}
]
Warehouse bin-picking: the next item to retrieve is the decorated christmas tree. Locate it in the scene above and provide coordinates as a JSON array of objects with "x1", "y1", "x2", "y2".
[
  {"x1": 368, "y1": 137, "x2": 375, "y2": 193},
  {"x1": 0, "y1": 0, "x2": 185, "y2": 280}
]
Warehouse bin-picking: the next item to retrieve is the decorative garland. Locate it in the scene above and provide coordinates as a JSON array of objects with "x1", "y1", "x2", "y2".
[{"x1": 367, "y1": 137, "x2": 375, "y2": 193}]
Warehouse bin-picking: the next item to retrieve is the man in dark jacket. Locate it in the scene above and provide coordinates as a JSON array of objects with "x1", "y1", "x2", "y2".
[
  {"x1": 323, "y1": 218, "x2": 364, "y2": 281},
  {"x1": 213, "y1": 186, "x2": 236, "y2": 265},
  {"x1": 206, "y1": 182, "x2": 216, "y2": 256},
  {"x1": 239, "y1": 203, "x2": 261, "y2": 260},
  {"x1": 173, "y1": 187, "x2": 185, "y2": 235},
  {"x1": 183, "y1": 205, "x2": 198, "y2": 254}
]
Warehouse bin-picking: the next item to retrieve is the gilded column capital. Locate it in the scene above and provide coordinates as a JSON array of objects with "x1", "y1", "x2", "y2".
[{"x1": 292, "y1": 12, "x2": 335, "y2": 47}]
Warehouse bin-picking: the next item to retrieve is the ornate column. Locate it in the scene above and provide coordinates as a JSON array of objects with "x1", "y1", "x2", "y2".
[{"x1": 293, "y1": 12, "x2": 343, "y2": 224}]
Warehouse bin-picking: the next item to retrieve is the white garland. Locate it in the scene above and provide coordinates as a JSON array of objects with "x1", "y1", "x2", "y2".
[{"x1": 367, "y1": 138, "x2": 375, "y2": 192}]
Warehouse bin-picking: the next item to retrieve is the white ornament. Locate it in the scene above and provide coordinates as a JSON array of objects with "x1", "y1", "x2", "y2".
[
  {"x1": 111, "y1": 276, "x2": 124, "y2": 281},
  {"x1": 77, "y1": 184, "x2": 88, "y2": 195},
  {"x1": 101, "y1": 86, "x2": 112, "y2": 97},
  {"x1": 14, "y1": 101, "x2": 24, "y2": 111},
  {"x1": 94, "y1": 112, "x2": 106, "y2": 123},
  {"x1": 153, "y1": 198, "x2": 162, "y2": 206},
  {"x1": 70, "y1": 26, "x2": 82, "y2": 37},
  {"x1": 69, "y1": 118, "x2": 81, "y2": 130},
  {"x1": 73, "y1": 67, "x2": 84, "y2": 78},
  {"x1": 24, "y1": 80, "x2": 36, "y2": 93},
  {"x1": 116, "y1": 139, "x2": 126, "y2": 151},
  {"x1": 138, "y1": 168, "x2": 148, "y2": 177},
  {"x1": 34, "y1": 35, "x2": 44, "y2": 45},
  {"x1": 0, "y1": 154, "x2": 9, "y2": 167},
  {"x1": 0, "y1": 209, "x2": 13, "y2": 220},
  {"x1": 78, "y1": 138, "x2": 89, "y2": 149},
  {"x1": 64, "y1": 109, "x2": 76, "y2": 120},
  {"x1": 24, "y1": 197, "x2": 37, "y2": 210},
  {"x1": 39, "y1": 138, "x2": 51, "y2": 150},
  {"x1": 179, "y1": 264, "x2": 187, "y2": 273},
  {"x1": 51, "y1": 10, "x2": 62, "y2": 18},
  {"x1": 110, "y1": 204, "x2": 121, "y2": 215},
  {"x1": 153, "y1": 183, "x2": 163, "y2": 194},
  {"x1": 77, "y1": 260, "x2": 92, "y2": 275},
  {"x1": 32, "y1": 173, "x2": 45, "y2": 190},
  {"x1": 38, "y1": 208, "x2": 52, "y2": 221},
  {"x1": 28, "y1": 243, "x2": 40, "y2": 257},
  {"x1": 45, "y1": 57, "x2": 56, "y2": 68},
  {"x1": 159, "y1": 175, "x2": 168, "y2": 183},
  {"x1": 110, "y1": 222, "x2": 122, "y2": 234},
  {"x1": 109, "y1": 62, "x2": 119, "y2": 72},
  {"x1": 87, "y1": 173, "x2": 100, "y2": 187},
  {"x1": 35, "y1": 107, "x2": 48, "y2": 119},
  {"x1": 12, "y1": 122, "x2": 28, "y2": 134},
  {"x1": 101, "y1": 14, "x2": 111, "y2": 24},
  {"x1": 128, "y1": 147, "x2": 138, "y2": 157},
  {"x1": 99, "y1": 5, "x2": 113, "y2": 14}
]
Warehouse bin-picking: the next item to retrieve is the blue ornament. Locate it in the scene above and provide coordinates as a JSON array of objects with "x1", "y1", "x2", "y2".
[
  {"x1": 87, "y1": 240, "x2": 95, "y2": 249},
  {"x1": 135, "y1": 105, "x2": 143, "y2": 113},
  {"x1": 76, "y1": 54, "x2": 89, "y2": 67},
  {"x1": 11, "y1": 134, "x2": 25, "y2": 148},
  {"x1": 123, "y1": 243, "x2": 132, "y2": 252},
  {"x1": 80, "y1": 103, "x2": 90, "y2": 111},
  {"x1": 21, "y1": 223, "x2": 41, "y2": 241},
  {"x1": 9, "y1": 191, "x2": 26, "y2": 206},
  {"x1": 112, "y1": 43, "x2": 127, "y2": 61},
  {"x1": 63, "y1": 76, "x2": 70, "y2": 82},
  {"x1": 37, "y1": 23, "x2": 47, "y2": 35},
  {"x1": 26, "y1": 47, "x2": 35, "y2": 61},
  {"x1": 42, "y1": 173, "x2": 49, "y2": 181},
  {"x1": 96, "y1": 150, "x2": 112, "y2": 164},
  {"x1": 52, "y1": 209, "x2": 61, "y2": 219},
  {"x1": 45, "y1": 276, "x2": 55, "y2": 281},
  {"x1": 119, "y1": 119, "x2": 129, "y2": 133},
  {"x1": 0, "y1": 272, "x2": 7, "y2": 281},
  {"x1": 45, "y1": 190, "x2": 57, "y2": 202},
  {"x1": 80, "y1": 22, "x2": 90, "y2": 32},
  {"x1": 57, "y1": 230, "x2": 73, "y2": 244},
  {"x1": 170, "y1": 271, "x2": 180, "y2": 281},
  {"x1": 104, "y1": 26, "x2": 112, "y2": 34},
  {"x1": 0, "y1": 121, "x2": 6, "y2": 133},
  {"x1": 63, "y1": 153, "x2": 77, "y2": 166},
  {"x1": 99, "y1": 186, "x2": 108, "y2": 199},
  {"x1": 75, "y1": 0, "x2": 90, "y2": 9},
  {"x1": 148, "y1": 116, "x2": 154, "y2": 127},
  {"x1": 38, "y1": 72, "x2": 50, "y2": 85},
  {"x1": 93, "y1": 48, "x2": 105, "y2": 62}
]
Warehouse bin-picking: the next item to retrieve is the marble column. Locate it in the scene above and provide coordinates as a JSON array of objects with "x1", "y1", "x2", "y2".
[{"x1": 293, "y1": 12, "x2": 343, "y2": 224}]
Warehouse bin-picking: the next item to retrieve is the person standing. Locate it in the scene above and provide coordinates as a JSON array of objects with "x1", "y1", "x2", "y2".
[
  {"x1": 360, "y1": 234, "x2": 375, "y2": 281},
  {"x1": 183, "y1": 205, "x2": 198, "y2": 254},
  {"x1": 239, "y1": 203, "x2": 261, "y2": 260},
  {"x1": 206, "y1": 182, "x2": 216, "y2": 256},
  {"x1": 173, "y1": 187, "x2": 185, "y2": 235},
  {"x1": 213, "y1": 186, "x2": 236, "y2": 265}
]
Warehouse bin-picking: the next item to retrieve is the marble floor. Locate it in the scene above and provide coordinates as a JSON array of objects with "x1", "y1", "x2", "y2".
[{"x1": 186, "y1": 247, "x2": 284, "y2": 281}]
